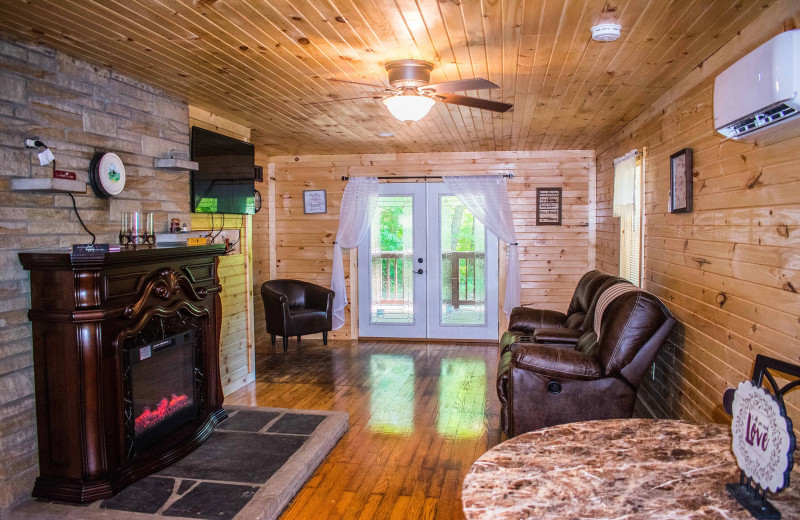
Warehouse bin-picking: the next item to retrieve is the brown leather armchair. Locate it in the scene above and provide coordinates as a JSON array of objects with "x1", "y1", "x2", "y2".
[
  {"x1": 260, "y1": 280, "x2": 334, "y2": 351},
  {"x1": 497, "y1": 289, "x2": 676, "y2": 437}
]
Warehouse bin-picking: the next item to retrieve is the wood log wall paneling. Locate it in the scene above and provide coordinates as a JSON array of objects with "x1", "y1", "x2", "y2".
[
  {"x1": 595, "y1": 5, "x2": 800, "y2": 430},
  {"x1": 189, "y1": 110, "x2": 257, "y2": 395},
  {"x1": 0, "y1": 0, "x2": 774, "y2": 155},
  {"x1": 252, "y1": 159, "x2": 271, "y2": 342},
  {"x1": 266, "y1": 151, "x2": 592, "y2": 339}
]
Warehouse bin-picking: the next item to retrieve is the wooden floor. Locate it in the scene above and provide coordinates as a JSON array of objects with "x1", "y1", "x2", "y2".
[{"x1": 226, "y1": 338, "x2": 502, "y2": 520}]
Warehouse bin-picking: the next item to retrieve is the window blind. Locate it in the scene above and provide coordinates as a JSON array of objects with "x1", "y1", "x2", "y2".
[{"x1": 614, "y1": 153, "x2": 642, "y2": 286}]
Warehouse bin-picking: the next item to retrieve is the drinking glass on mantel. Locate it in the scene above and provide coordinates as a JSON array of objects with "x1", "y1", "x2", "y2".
[
  {"x1": 119, "y1": 212, "x2": 129, "y2": 245},
  {"x1": 140, "y1": 212, "x2": 155, "y2": 245},
  {"x1": 130, "y1": 212, "x2": 142, "y2": 244},
  {"x1": 119, "y1": 212, "x2": 136, "y2": 246},
  {"x1": 119, "y1": 212, "x2": 155, "y2": 246}
]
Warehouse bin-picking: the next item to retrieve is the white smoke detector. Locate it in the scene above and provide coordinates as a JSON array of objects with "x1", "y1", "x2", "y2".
[{"x1": 591, "y1": 24, "x2": 622, "y2": 42}]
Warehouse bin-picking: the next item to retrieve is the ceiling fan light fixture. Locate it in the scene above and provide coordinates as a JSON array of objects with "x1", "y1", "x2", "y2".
[
  {"x1": 383, "y1": 94, "x2": 435, "y2": 122},
  {"x1": 590, "y1": 23, "x2": 622, "y2": 42}
]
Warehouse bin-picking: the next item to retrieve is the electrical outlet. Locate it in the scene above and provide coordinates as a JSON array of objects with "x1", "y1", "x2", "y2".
[{"x1": 25, "y1": 138, "x2": 38, "y2": 148}]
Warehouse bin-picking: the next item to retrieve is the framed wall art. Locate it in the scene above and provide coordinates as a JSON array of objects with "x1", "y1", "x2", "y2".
[
  {"x1": 669, "y1": 148, "x2": 693, "y2": 213},
  {"x1": 303, "y1": 189, "x2": 327, "y2": 214},
  {"x1": 536, "y1": 187, "x2": 562, "y2": 226}
]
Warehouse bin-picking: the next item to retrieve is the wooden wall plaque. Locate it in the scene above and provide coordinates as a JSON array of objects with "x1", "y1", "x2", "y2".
[{"x1": 536, "y1": 187, "x2": 562, "y2": 226}]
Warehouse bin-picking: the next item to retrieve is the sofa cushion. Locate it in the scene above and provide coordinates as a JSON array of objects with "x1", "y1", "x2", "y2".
[
  {"x1": 289, "y1": 308, "x2": 329, "y2": 333},
  {"x1": 580, "y1": 275, "x2": 631, "y2": 332},
  {"x1": 596, "y1": 291, "x2": 670, "y2": 377},
  {"x1": 565, "y1": 270, "x2": 606, "y2": 316}
]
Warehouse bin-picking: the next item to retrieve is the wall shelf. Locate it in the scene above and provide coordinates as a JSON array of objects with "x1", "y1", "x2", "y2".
[
  {"x1": 154, "y1": 158, "x2": 198, "y2": 171},
  {"x1": 11, "y1": 178, "x2": 86, "y2": 193},
  {"x1": 156, "y1": 229, "x2": 241, "y2": 255}
]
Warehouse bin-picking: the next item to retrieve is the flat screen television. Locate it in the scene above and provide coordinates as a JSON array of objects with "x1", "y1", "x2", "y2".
[{"x1": 191, "y1": 126, "x2": 255, "y2": 214}]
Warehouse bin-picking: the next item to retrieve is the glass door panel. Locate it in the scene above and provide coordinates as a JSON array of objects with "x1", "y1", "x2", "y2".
[
  {"x1": 369, "y1": 195, "x2": 414, "y2": 325},
  {"x1": 358, "y1": 184, "x2": 427, "y2": 338},
  {"x1": 439, "y1": 195, "x2": 487, "y2": 326},
  {"x1": 426, "y1": 184, "x2": 498, "y2": 340}
]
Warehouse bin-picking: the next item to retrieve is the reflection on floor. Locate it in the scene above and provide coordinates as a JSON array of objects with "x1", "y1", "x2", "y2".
[
  {"x1": 369, "y1": 354, "x2": 415, "y2": 434},
  {"x1": 226, "y1": 338, "x2": 501, "y2": 520}
]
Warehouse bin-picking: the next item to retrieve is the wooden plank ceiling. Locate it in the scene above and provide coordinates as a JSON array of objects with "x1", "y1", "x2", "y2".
[{"x1": 0, "y1": 0, "x2": 773, "y2": 155}]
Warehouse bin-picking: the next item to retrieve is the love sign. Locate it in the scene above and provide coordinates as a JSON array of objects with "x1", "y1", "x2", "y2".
[{"x1": 730, "y1": 380, "x2": 793, "y2": 493}]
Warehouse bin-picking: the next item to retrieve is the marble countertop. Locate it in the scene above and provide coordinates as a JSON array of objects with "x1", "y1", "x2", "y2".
[{"x1": 462, "y1": 419, "x2": 800, "y2": 520}]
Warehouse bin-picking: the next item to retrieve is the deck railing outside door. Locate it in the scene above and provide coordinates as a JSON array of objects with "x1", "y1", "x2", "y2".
[
  {"x1": 450, "y1": 251, "x2": 476, "y2": 308},
  {"x1": 376, "y1": 252, "x2": 405, "y2": 304}
]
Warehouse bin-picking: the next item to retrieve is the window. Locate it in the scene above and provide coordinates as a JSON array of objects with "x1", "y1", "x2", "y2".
[{"x1": 613, "y1": 150, "x2": 643, "y2": 286}]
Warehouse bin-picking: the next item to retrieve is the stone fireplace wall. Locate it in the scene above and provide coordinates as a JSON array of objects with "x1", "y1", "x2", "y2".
[{"x1": 0, "y1": 38, "x2": 193, "y2": 515}]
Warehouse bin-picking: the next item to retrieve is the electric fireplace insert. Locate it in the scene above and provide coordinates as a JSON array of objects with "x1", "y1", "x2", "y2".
[{"x1": 128, "y1": 330, "x2": 198, "y2": 451}]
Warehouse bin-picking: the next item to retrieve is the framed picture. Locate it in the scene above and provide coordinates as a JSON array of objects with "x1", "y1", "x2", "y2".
[
  {"x1": 536, "y1": 187, "x2": 562, "y2": 226},
  {"x1": 669, "y1": 148, "x2": 693, "y2": 213},
  {"x1": 303, "y1": 189, "x2": 327, "y2": 214}
]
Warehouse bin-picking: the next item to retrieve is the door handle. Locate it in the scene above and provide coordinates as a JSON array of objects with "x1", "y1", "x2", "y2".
[
  {"x1": 416, "y1": 269, "x2": 424, "y2": 274},
  {"x1": 418, "y1": 258, "x2": 424, "y2": 263}
]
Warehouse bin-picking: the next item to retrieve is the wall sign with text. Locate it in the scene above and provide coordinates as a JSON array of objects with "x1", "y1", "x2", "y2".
[
  {"x1": 303, "y1": 189, "x2": 327, "y2": 214},
  {"x1": 724, "y1": 355, "x2": 798, "y2": 520},
  {"x1": 536, "y1": 188, "x2": 562, "y2": 226},
  {"x1": 730, "y1": 380, "x2": 793, "y2": 493}
]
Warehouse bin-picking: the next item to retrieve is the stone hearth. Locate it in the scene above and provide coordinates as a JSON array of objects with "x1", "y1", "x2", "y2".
[{"x1": 11, "y1": 406, "x2": 349, "y2": 520}]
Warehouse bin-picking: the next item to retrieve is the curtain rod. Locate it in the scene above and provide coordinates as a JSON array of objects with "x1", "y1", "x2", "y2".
[{"x1": 341, "y1": 174, "x2": 513, "y2": 181}]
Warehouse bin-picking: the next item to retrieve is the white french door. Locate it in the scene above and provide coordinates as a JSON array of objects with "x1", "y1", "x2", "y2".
[
  {"x1": 357, "y1": 183, "x2": 498, "y2": 340},
  {"x1": 358, "y1": 183, "x2": 428, "y2": 338}
]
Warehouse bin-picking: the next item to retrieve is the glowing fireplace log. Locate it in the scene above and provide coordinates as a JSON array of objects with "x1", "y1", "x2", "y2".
[{"x1": 135, "y1": 394, "x2": 192, "y2": 434}]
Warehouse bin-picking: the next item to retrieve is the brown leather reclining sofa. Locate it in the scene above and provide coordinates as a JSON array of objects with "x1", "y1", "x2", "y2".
[
  {"x1": 503, "y1": 270, "x2": 629, "y2": 347},
  {"x1": 497, "y1": 271, "x2": 676, "y2": 437}
]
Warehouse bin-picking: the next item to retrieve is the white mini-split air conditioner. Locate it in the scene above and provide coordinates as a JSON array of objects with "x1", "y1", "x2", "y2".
[{"x1": 713, "y1": 29, "x2": 800, "y2": 141}]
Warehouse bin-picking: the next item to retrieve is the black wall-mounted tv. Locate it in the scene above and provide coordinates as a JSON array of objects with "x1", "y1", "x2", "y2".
[{"x1": 191, "y1": 126, "x2": 255, "y2": 214}]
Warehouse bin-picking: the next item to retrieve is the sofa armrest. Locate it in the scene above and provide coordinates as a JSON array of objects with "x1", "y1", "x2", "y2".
[
  {"x1": 261, "y1": 285, "x2": 289, "y2": 307},
  {"x1": 260, "y1": 284, "x2": 292, "y2": 335},
  {"x1": 508, "y1": 307, "x2": 567, "y2": 333},
  {"x1": 512, "y1": 344, "x2": 602, "y2": 381},
  {"x1": 533, "y1": 327, "x2": 583, "y2": 345},
  {"x1": 304, "y1": 283, "x2": 335, "y2": 312},
  {"x1": 496, "y1": 351, "x2": 512, "y2": 406}
]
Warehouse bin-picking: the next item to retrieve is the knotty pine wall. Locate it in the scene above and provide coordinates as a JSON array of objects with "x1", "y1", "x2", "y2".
[
  {"x1": 262, "y1": 151, "x2": 593, "y2": 340},
  {"x1": 188, "y1": 107, "x2": 258, "y2": 395},
  {"x1": 596, "y1": 5, "x2": 800, "y2": 427}
]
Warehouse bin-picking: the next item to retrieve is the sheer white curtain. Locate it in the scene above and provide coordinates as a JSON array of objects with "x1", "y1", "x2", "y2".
[
  {"x1": 331, "y1": 177, "x2": 379, "y2": 330},
  {"x1": 442, "y1": 175, "x2": 519, "y2": 316},
  {"x1": 613, "y1": 149, "x2": 637, "y2": 217}
]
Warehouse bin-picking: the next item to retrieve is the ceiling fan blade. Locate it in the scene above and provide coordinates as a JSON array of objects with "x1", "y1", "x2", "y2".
[
  {"x1": 303, "y1": 96, "x2": 384, "y2": 106},
  {"x1": 423, "y1": 78, "x2": 499, "y2": 93},
  {"x1": 435, "y1": 93, "x2": 513, "y2": 112},
  {"x1": 328, "y1": 78, "x2": 391, "y2": 89}
]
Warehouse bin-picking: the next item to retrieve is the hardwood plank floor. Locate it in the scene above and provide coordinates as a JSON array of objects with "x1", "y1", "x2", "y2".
[{"x1": 225, "y1": 338, "x2": 502, "y2": 520}]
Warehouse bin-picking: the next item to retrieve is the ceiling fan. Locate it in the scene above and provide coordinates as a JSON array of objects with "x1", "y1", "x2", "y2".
[{"x1": 317, "y1": 59, "x2": 513, "y2": 122}]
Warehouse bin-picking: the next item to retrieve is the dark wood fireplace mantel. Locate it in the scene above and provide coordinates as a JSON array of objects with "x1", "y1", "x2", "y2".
[{"x1": 19, "y1": 244, "x2": 228, "y2": 503}]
